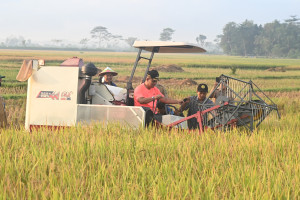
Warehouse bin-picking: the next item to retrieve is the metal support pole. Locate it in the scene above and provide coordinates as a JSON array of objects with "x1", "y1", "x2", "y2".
[
  {"x1": 142, "y1": 51, "x2": 155, "y2": 83},
  {"x1": 127, "y1": 48, "x2": 142, "y2": 90},
  {"x1": 197, "y1": 111, "x2": 203, "y2": 134}
]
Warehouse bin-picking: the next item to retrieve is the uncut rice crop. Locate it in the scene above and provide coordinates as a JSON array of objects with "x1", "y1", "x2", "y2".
[
  {"x1": 0, "y1": 113, "x2": 299, "y2": 199},
  {"x1": 0, "y1": 50, "x2": 299, "y2": 199}
]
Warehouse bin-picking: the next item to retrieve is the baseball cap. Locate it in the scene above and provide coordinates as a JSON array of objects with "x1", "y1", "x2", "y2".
[
  {"x1": 197, "y1": 83, "x2": 208, "y2": 92},
  {"x1": 147, "y1": 70, "x2": 159, "y2": 81}
]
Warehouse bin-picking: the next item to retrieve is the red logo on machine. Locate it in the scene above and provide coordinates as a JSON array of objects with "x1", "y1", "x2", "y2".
[
  {"x1": 36, "y1": 91, "x2": 60, "y2": 100},
  {"x1": 60, "y1": 91, "x2": 73, "y2": 100},
  {"x1": 36, "y1": 91, "x2": 72, "y2": 100}
]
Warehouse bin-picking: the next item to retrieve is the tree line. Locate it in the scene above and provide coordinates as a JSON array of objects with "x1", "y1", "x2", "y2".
[
  {"x1": 219, "y1": 16, "x2": 300, "y2": 58},
  {"x1": 1, "y1": 16, "x2": 299, "y2": 57}
]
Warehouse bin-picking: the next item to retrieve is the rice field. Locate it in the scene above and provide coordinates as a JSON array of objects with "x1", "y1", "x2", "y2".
[{"x1": 0, "y1": 49, "x2": 299, "y2": 199}]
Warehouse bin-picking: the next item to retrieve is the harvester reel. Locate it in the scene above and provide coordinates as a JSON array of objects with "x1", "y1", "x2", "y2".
[
  {"x1": 215, "y1": 95, "x2": 230, "y2": 106},
  {"x1": 202, "y1": 75, "x2": 279, "y2": 132}
]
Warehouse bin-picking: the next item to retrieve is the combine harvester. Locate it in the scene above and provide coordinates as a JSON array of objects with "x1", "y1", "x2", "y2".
[{"x1": 16, "y1": 41, "x2": 279, "y2": 133}]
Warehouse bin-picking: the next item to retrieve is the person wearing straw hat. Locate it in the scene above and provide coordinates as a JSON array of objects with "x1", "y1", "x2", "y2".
[{"x1": 99, "y1": 67, "x2": 118, "y2": 86}]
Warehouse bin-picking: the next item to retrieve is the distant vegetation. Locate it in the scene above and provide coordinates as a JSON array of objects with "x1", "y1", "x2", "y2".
[
  {"x1": 219, "y1": 16, "x2": 300, "y2": 58},
  {"x1": 0, "y1": 16, "x2": 300, "y2": 57}
]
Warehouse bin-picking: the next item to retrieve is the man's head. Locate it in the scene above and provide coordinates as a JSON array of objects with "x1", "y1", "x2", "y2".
[
  {"x1": 145, "y1": 70, "x2": 159, "y2": 88},
  {"x1": 197, "y1": 83, "x2": 208, "y2": 101},
  {"x1": 156, "y1": 101, "x2": 166, "y2": 115},
  {"x1": 219, "y1": 79, "x2": 229, "y2": 91}
]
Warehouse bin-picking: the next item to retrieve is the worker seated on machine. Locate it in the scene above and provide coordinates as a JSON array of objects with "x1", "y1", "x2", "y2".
[
  {"x1": 178, "y1": 83, "x2": 214, "y2": 129},
  {"x1": 134, "y1": 70, "x2": 183, "y2": 125},
  {"x1": 98, "y1": 67, "x2": 118, "y2": 86},
  {"x1": 156, "y1": 101, "x2": 175, "y2": 115},
  {"x1": 210, "y1": 76, "x2": 234, "y2": 103},
  {"x1": 96, "y1": 67, "x2": 128, "y2": 104}
]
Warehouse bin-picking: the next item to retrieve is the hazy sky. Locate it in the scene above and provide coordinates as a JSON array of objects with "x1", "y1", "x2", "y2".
[{"x1": 0, "y1": 0, "x2": 299, "y2": 43}]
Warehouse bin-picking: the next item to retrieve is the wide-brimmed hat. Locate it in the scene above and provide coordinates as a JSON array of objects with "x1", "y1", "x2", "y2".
[{"x1": 99, "y1": 67, "x2": 118, "y2": 76}]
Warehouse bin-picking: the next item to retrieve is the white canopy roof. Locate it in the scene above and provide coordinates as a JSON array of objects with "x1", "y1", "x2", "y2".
[{"x1": 133, "y1": 41, "x2": 206, "y2": 53}]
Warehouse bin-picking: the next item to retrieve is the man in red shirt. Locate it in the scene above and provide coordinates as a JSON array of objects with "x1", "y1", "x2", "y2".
[{"x1": 134, "y1": 70, "x2": 182, "y2": 112}]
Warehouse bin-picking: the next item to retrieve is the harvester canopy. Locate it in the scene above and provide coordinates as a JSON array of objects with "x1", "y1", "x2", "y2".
[
  {"x1": 133, "y1": 41, "x2": 206, "y2": 53},
  {"x1": 127, "y1": 41, "x2": 207, "y2": 90}
]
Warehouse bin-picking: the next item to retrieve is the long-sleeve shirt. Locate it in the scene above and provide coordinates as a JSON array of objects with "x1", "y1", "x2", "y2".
[{"x1": 183, "y1": 96, "x2": 214, "y2": 129}]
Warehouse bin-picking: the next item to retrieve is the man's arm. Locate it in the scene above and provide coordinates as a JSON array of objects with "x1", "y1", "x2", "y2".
[
  {"x1": 210, "y1": 82, "x2": 219, "y2": 98},
  {"x1": 176, "y1": 97, "x2": 190, "y2": 112},
  {"x1": 137, "y1": 95, "x2": 163, "y2": 104},
  {"x1": 159, "y1": 97, "x2": 183, "y2": 105}
]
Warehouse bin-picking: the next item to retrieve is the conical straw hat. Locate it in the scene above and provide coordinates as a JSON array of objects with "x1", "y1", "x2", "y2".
[{"x1": 99, "y1": 67, "x2": 118, "y2": 76}]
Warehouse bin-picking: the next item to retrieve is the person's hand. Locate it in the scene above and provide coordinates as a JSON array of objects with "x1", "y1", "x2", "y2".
[
  {"x1": 183, "y1": 97, "x2": 191, "y2": 103},
  {"x1": 173, "y1": 109, "x2": 180, "y2": 116},
  {"x1": 155, "y1": 95, "x2": 163, "y2": 100},
  {"x1": 178, "y1": 100, "x2": 184, "y2": 105}
]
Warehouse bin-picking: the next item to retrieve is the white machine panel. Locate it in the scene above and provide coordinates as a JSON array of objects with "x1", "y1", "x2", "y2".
[
  {"x1": 77, "y1": 105, "x2": 145, "y2": 128},
  {"x1": 25, "y1": 67, "x2": 79, "y2": 129},
  {"x1": 162, "y1": 115, "x2": 188, "y2": 129}
]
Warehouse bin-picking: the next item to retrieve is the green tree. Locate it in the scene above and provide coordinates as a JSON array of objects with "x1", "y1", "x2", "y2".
[
  {"x1": 254, "y1": 21, "x2": 278, "y2": 56},
  {"x1": 284, "y1": 15, "x2": 300, "y2": 25},
  {"x1": 238, "y1": 20, "x2": 261, "y2": 56},
  {"x1": 159, "y1": 28, "x2": 175, "y2": 41},
  {"x1": 220, "y1": 20, "x2": 262, "y2": 56},
  {"x1": 220, "y1": 22, "x2": 239, "y2": 54},
  {"x1": 90, "y1": 26, "x2": 111, "y2": 48},
  {"x1": 51, "y1": 39, "x2": 63, "y2": 47},
  {"x1": 79, "y1": 38, "x2": 89, "y2": 49},
  {"x1": 218, "y1": 18, "x2": 300, "y2": 57},
  {"x1": 125, "y1": 37, "x2": 137, "y2": 47},
  {"x1": 254, "y1": 20, "x2": 300, "y2": 57},
  {"x1": 214, "y1": 35, "x2": 222, "y2": 45},
  {"x1": 196, "y1": 35, "x2": 207, "y2": 46}
]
